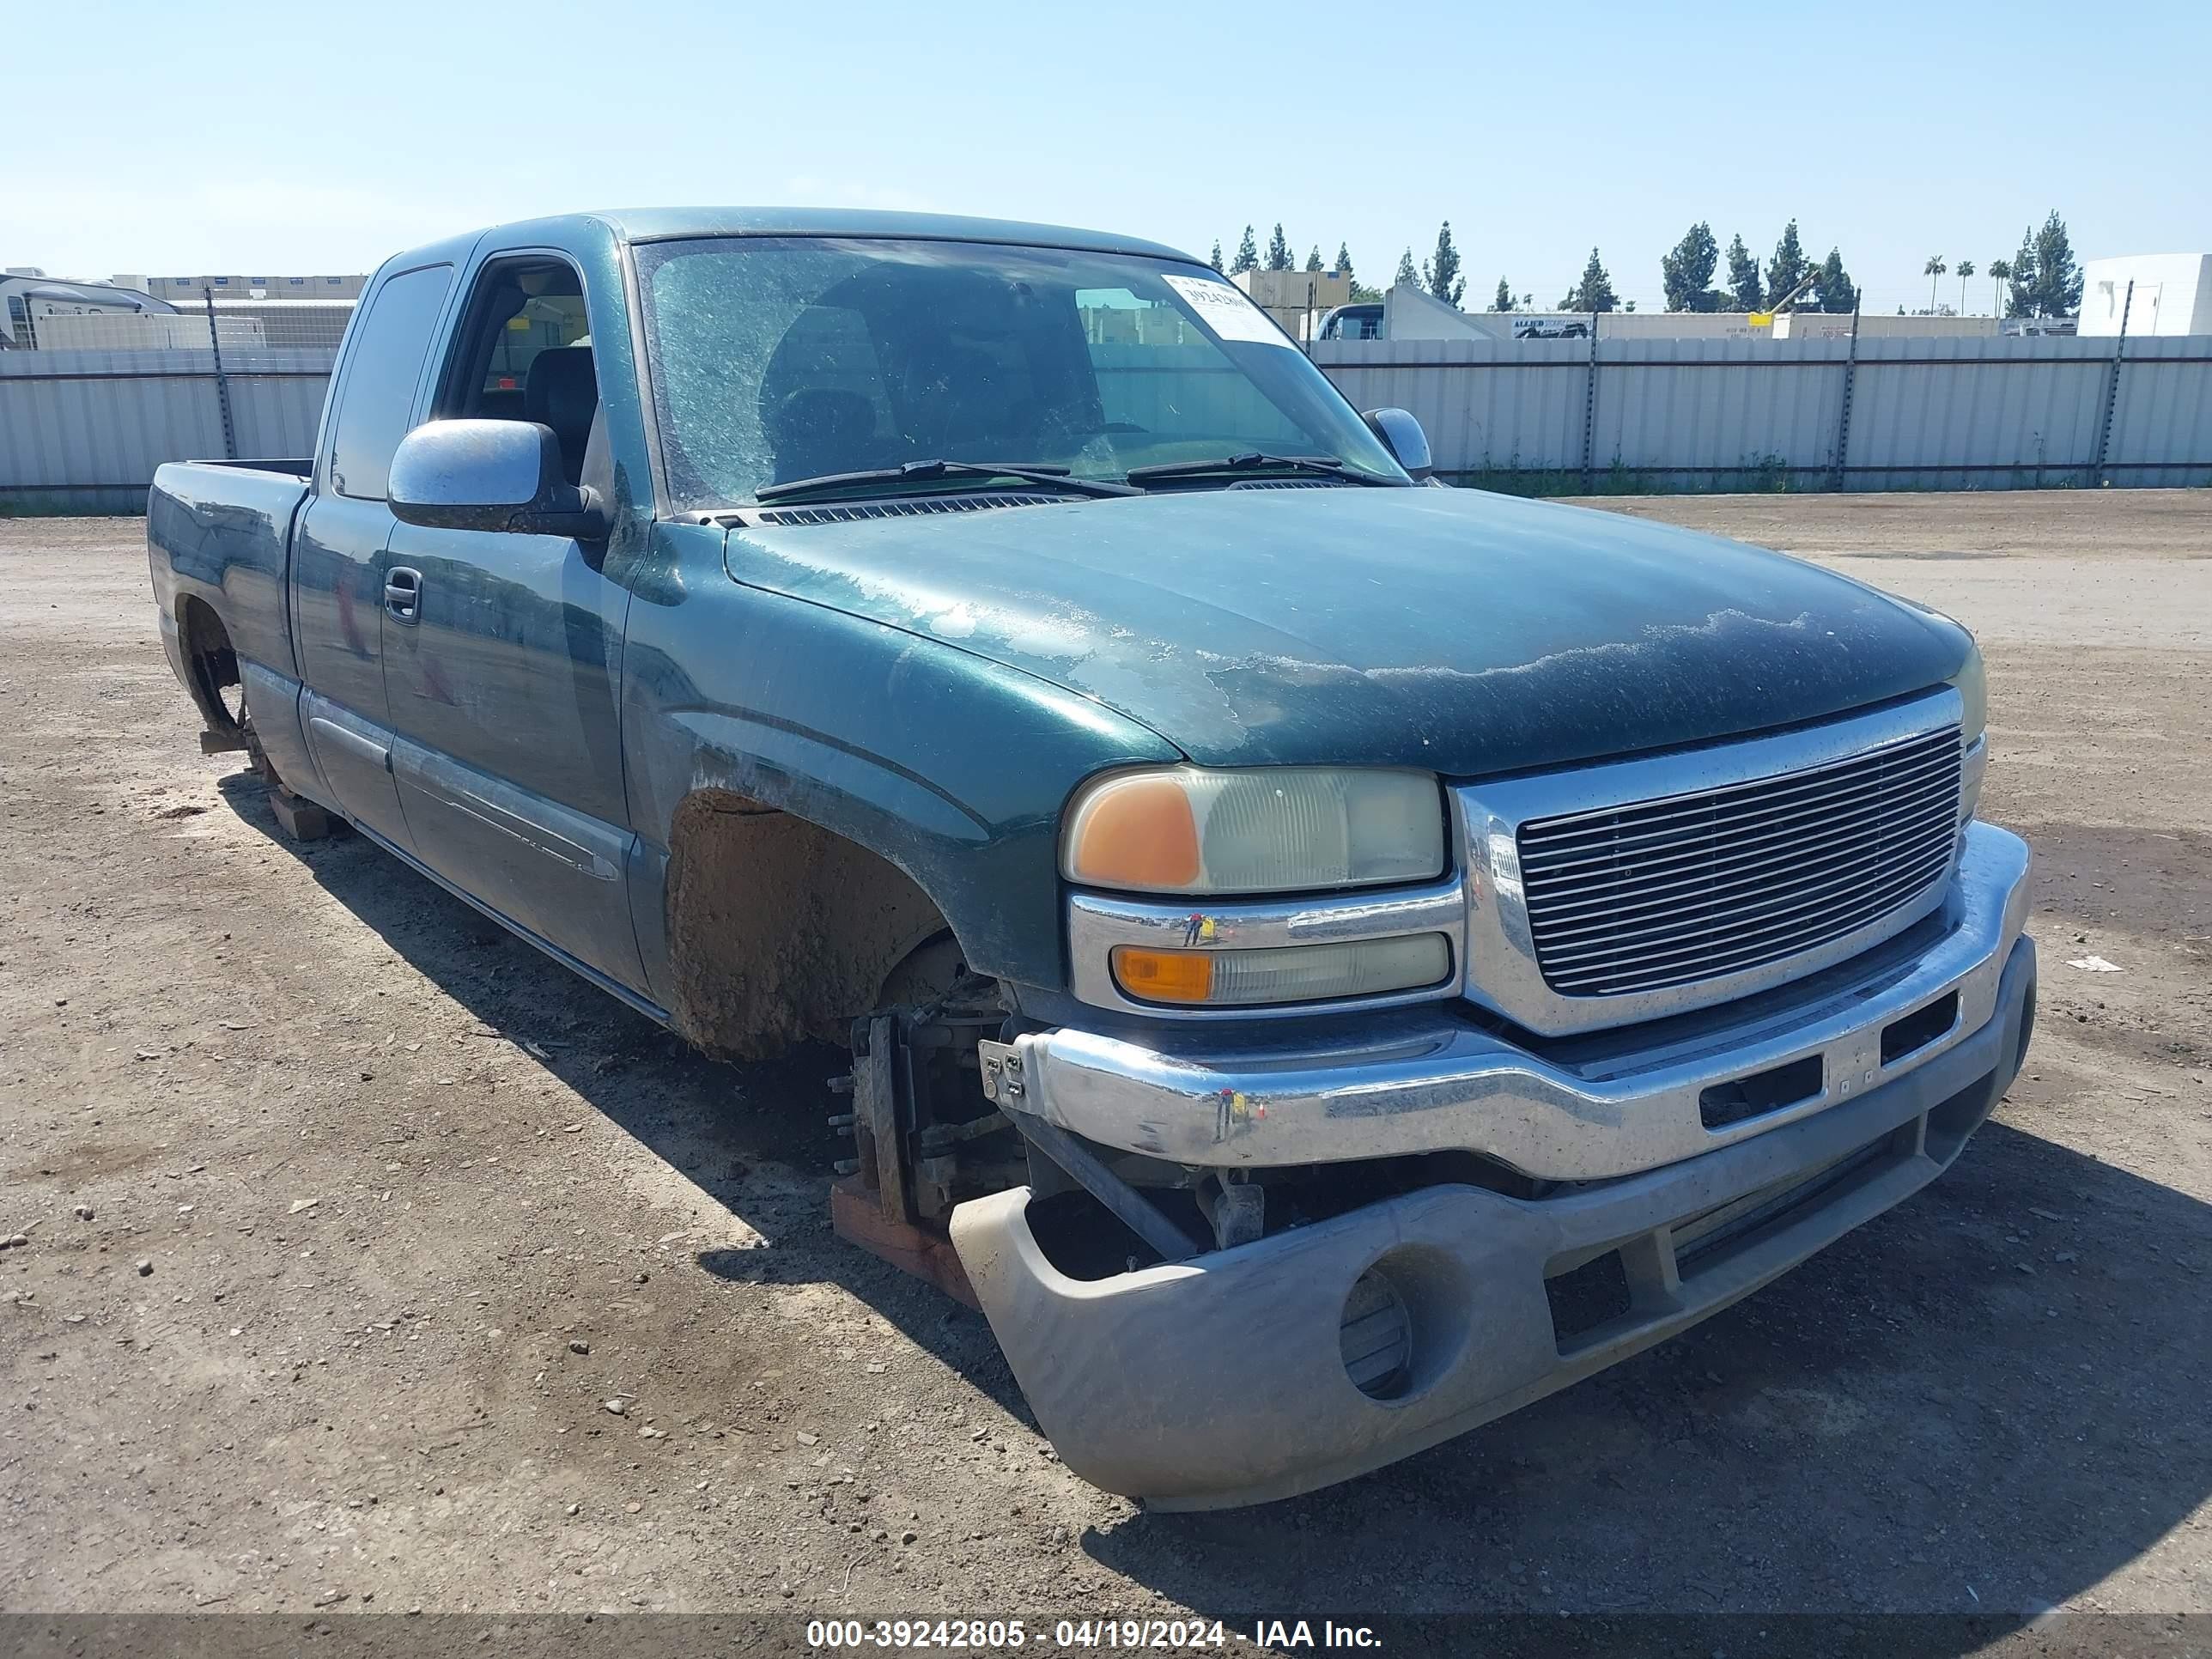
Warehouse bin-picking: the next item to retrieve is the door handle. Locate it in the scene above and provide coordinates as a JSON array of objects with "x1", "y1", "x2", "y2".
[{"x1": 384, "y1": 566, "x2": 422, "y2": 623}]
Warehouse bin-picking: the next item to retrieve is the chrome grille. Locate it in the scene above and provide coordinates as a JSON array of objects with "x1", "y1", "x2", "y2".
[{"x1": 1517, "y1": 726, "x2": 1962, "y2": 998}]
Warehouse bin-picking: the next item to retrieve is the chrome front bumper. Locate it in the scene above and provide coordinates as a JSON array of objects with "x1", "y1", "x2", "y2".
[
  {"x1": 953, "y1": 920, "x2": 2038, "y2": 1510},
  {"x1": 982, "y1": 822, "x2": 2031, "y2": 1183}
]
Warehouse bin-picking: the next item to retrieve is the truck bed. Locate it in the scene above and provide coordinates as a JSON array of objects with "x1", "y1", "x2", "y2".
[
  {"x1": 147, "y1": 459, "x2": 312, "y2": 690},
  {"x1": 190, "y1": 457, "x2": 313, "y2": 478}
]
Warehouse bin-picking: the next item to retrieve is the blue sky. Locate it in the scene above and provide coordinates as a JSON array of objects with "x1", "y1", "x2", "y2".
[{"x1": 12, "y1": 0, "x2": 2207, "y2": 313}]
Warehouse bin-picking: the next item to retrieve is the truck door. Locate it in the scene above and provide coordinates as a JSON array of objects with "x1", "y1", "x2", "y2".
[
  {"x1": 379, "y1": 252, "x2": 643, "y2": 990},
  {"x1": 291, "y1": 261, "x2": 455, "y2": 850}
]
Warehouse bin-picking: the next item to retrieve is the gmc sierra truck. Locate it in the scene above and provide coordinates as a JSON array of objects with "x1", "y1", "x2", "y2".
[{"x1": 148, "y1": 209, "x2": 2036, "y2": 1510}]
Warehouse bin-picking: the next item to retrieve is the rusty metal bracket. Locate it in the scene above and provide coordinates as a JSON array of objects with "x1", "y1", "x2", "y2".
[
  {"x1": 851, "y1": 1014, "x2": 908, "y2": 1224},
  {"x1": 1008, "y1": 1113, "x2": 1201, "y2": 1265}
]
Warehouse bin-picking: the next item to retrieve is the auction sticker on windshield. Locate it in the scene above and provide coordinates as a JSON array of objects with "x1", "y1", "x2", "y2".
[{"x1": 1161, "y1": 275, "x2": 1293, "y2": 346}]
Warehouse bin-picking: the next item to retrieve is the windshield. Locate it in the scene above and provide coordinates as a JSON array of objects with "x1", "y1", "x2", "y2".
[{"x1": 632, "y1": 236, "x2": 1407, "y2": 508}]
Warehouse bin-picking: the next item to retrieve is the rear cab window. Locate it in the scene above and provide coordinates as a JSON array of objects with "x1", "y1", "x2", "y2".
[{"x1": 326, "y1": 264, "x2": 454, "y2": 501}]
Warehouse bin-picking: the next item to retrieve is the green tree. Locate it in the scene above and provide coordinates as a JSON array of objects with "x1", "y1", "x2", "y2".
[
  {"x1": 1208, "y1": 240, "x2": 1224, "y2": 274},
  {"x1": 1336, "y1": 244, "x2": 1378, "y2": 301},
  {"x1": 1987, "y1": 258, "x2": 2012, "y2": 316},
  {"x1": 1266, "y1": 223, "x2": 1293, "y2": 271},
  {"x1": 1724, "y1": 234, "x2": 1764, "y2": 311},
  {"x1": 1923, "y1": 255, "x2": 1947, "y2": 313},
  {"x1": 1421, "y1": 221, "x2": 1466, "y2": 307},
  {"x1": 1393, "y1": 246, "x2": 1420, "y2": 289},
  {"x1": 1661, "y1": 222, "x2": 1719, "y2": 312},
  {"x1": 1231, "y1": 225, "x2": 1259, "y2": 275},
  {"x1": 1491, "y1": 276, "x2": 1514, "y2": 312},
  {"x1": 1812, "y1": 247, "x2": 1856, "y2": 313},
  {"x1": 1305, "y1": 245, "x2": 1323, "y2": 272},
  {"x1": 2028, "y1": 210, "x2": 2082, "y2": 317},
  {"x1": 1561, "y1": 247, "x2": 1618, "y2": 313},
  {"x1": 1954, "y1": 258, "x2": 1974, "y2": 313},
  {"x1": 1766, "y1": 221, "x2": 1809, "y2": 307},
  {"x1": 2004, "y1": 228, "x2": 2037, "y2": 318}
]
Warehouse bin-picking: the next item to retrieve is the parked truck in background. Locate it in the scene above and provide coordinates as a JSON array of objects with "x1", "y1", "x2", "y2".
[{"x1": 147, "y1": 208, "x2": 2036, "y2": 1509}]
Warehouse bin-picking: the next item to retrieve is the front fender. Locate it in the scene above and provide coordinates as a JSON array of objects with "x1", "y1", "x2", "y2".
[{"x1": 618, "y1": 520, "x2": 1182, "y2": 1003}]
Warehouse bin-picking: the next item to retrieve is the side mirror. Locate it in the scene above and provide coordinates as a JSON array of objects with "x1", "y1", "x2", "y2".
[
  {"x1": 1361, "y1": 407, "x2": 1433, "y2": 482},
  {"x1": 388, "y1": 419, "x2": 607, "y2": 539}
]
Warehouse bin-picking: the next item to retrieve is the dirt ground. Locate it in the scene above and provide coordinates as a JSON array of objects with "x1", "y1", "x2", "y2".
[{"x1": 3, "y1": 492, "x2": 2209, "y2": 1644}]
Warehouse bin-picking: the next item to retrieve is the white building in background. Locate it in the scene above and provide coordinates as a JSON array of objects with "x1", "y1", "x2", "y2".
[
  {"x1": 136, "y1": 272, "x2": 367, "y2": 303},
  {"x1": 1329, "y1": 287, "x2": 2004, "y2": 343},
  {"x1": 2077, "y1": 254, "x2": 2212, "y2": 337},
  {"x1": 1775, "y1": 312, "x2": 2000, "y2": 339}
]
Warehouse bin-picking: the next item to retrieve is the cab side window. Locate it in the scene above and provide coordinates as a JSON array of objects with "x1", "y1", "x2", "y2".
[
  {"x1": 328, "y1": 263, "x2": 454, "y2": 500},
  {"x1": 436, "y1": 258, "x2": 602, "y2": 488}
]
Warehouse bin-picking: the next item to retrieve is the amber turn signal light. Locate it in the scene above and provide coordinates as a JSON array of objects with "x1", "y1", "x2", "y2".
[{"x1": 1109, "y1": 945, "x2": 1216, "y2": 1004}]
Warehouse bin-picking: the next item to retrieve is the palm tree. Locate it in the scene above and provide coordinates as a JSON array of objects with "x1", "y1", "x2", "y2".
[
  {"x1": 1988, "y1": 258, "x2": 2013, "y2": 317},
  {"x1": 1923, "y1": 255, "x2": 1947, "y2": 313},
  {"x1": 1956, "y1": 258, "x2": 1975, "y2": 313}
]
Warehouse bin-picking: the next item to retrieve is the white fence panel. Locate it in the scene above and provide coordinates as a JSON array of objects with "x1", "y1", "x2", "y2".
[
  {"x1": 1594, "y1": 337, "x2": 1846, "y2": 483},
  {"x1": 0, "y1": 348, "x2": 332, "y2": 511},
  {"x1": 1844, "y1": 338, "x2": 2108, "y2": 489},
  {"x1": 1318, "y1": 338, "x2": 1590, "y2": 473},
  {"x1": 2106, "y1": 337, "x2": 2212, "y2": 485},
  {"x1": 4, "y1": 333, "x2": 2209, "y2": 512},
  {"x1": 226, "y1": 372, "x2": 331, "y2": 463},
  {"x1": 1314, "y1": 332, "x2": 2212, "y2": 491}
]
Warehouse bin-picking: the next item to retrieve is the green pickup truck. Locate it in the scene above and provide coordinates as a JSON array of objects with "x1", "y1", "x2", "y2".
[{"x1": 147, "y1": 208, "x2": 2035, "y2": 1510}]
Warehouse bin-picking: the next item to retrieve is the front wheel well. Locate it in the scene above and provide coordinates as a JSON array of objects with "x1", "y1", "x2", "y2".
[{"x1": 662, "y1": 789, "x2": 957, "y2": 1060}]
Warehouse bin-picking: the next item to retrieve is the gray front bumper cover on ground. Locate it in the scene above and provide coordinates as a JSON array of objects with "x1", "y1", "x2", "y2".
[{"x1": 952, "y1": 825, "x2": 2036, "y2": 1510}]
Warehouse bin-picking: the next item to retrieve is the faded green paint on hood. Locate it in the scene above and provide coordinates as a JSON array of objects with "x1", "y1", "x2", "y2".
[{"x1": 722, "y1": 487, "x2": 1972, "y2": 777}]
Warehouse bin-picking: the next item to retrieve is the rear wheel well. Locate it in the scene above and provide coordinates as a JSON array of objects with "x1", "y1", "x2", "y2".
[
  {"x1": 175, "y1": 595, "x2": 245, "y2": 736},
  {"x1": 663, "y1": 789, "x2": 957, "y2": 1060}
]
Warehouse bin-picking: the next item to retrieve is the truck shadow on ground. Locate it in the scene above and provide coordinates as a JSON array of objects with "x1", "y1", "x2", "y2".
[
  {"x1": 219, "y1": 773, "x2": 2211, "y2": 1631},
  {"x1": 214, "y1": 769, "x2": 1030, "y2": 1415}
]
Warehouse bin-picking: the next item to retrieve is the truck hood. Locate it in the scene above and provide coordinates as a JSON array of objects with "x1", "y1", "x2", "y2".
[{"x1": 722, "y1": 486, "x2": 1971, "y2": 776}]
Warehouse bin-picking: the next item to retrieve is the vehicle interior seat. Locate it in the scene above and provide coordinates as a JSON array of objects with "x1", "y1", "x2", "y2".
[
  {"x1": 476, "y1": 386, "x2": 527, "y2": 422},
  {"x1": 525, "y1": 346, "x2": 599, "y2": 484},
  {"x1": 901, "y1": 343, "x2": 1007, "y2": 457},
  {"x1": 767, "y1": 387, "x2": 876, "y2": 482}
]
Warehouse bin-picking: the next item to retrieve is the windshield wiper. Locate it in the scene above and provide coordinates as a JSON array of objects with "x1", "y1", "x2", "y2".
[
  {"x1": 1123, "y1": 453, "x2": 1403, "y2": 488},
  {"x1": 755, "y1": 458, "x2": 1139, "y2": 504}
]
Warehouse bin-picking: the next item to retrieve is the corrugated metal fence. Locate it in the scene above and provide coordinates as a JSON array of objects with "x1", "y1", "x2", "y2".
[
  {"x1": 3, "y1": 332, "x2": 2209, "y2": 513},
  {"x1": 0, "y1": 347, "x2": 332, "y2": 514},
  {"x1": 1310, "y1": 334, "x2": 2212, "y2": 491}
]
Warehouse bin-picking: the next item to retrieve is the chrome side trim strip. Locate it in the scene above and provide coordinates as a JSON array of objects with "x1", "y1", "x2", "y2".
[
  {"x1": 307, "y1": 713, "x2": 391, "y2": 773},
  {"x1": 347, "y1": 817, "x2": 672, "y2": 1028}
]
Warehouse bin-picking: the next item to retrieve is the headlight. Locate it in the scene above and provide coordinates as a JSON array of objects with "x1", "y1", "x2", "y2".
[
  {"x1": 1948, "y1": 644, "x2": 1988, "y2": 824},
  {"x1": 1061, "y1": 766, "x2": 1446, "y2": 896},
  {"x1": 1948, "y1": 645, "x2": 1986, "y2": 745}
]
